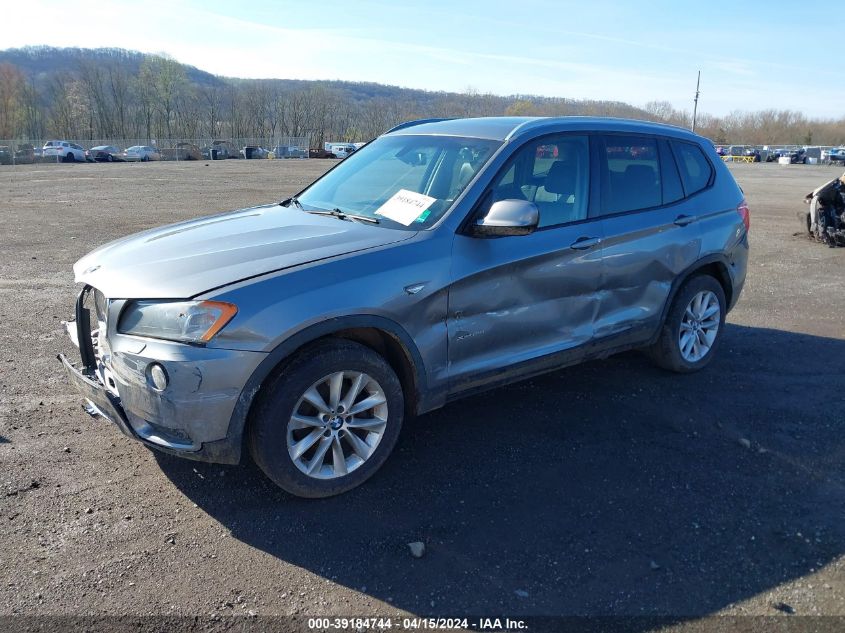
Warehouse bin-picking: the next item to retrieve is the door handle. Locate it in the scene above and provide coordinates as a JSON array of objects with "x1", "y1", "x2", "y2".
[
  {"x1": 674, "y1": 214, "x2": 697, "y2": 226},
  {"x1": 569, "y1": 236, "x2": 602, "y2": 250}
]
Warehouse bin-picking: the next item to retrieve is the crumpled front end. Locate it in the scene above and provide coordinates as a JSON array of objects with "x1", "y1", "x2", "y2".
[{"x1": 59, "y1": 286, "x2": 266, "y2": 464}]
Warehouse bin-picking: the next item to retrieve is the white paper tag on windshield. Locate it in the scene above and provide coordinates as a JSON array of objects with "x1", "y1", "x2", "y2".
[{"x1": 375, "y1": 189, "x2": 437, "y2": 226}]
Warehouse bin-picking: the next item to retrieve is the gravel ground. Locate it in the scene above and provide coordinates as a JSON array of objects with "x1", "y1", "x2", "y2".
[{"x1": 0, "y1": 159, "x2": 843, "y2": 631}]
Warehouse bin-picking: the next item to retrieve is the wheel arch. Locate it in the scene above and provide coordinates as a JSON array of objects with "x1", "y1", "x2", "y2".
[
  {"x1": 651, "y1": 255, "x2": 735, "y2": 345},
  {"x1": 225, "y1": 315, "x2": 428, "y2": 463}
]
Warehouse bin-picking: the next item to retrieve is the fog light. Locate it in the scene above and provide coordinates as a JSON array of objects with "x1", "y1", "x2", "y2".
[{"x1": 148, "y1": 363, "x2": 168, "y2": 391}]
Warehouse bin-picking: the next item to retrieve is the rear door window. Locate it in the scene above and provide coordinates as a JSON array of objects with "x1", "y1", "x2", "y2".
[
  {"x1": 598, "y1": 135, "x2": 661, "y2": 214},
  {"x1": 671, "y1": 141, "x2": 713, "y2": 195}
]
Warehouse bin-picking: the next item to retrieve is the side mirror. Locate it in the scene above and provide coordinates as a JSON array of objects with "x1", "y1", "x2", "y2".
[{"x1": 470, "y1": 199, "x2": 539, "y2": 237}]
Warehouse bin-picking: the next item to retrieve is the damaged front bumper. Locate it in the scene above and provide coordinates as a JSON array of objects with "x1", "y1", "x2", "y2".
[
  {"x1": 59, "y1": 352, "x2": 136, "y2": 438},
  {"x1": 58, "y1": 287, "x2": 266, "y2": 464}
]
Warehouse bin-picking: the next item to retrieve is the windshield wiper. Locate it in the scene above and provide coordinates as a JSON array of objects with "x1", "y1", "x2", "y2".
[
  {"x1": 280, "y1": 196, "x2": 304, "y2": 210},
  {"x1": 306, "y1": 208, "x2": 380, "y2": 224}
]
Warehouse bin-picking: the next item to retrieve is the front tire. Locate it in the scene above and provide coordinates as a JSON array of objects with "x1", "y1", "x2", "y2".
[
  {"x1": 648, "y1": 275, "x2": 726, "y2": 373},
  {"x1": 248, "y1": 339, "x2": 404, "y2": 498}
]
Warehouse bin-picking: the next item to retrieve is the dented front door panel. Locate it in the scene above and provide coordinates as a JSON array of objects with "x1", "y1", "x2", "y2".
[{"x1": 446, "y1": 223, "x2": 603, "y2": 393}]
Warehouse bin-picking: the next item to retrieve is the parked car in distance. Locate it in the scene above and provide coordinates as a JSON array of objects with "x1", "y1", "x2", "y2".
[
  {"x1": 0, "y1": 143, "x2": 35, "y2": 164},
  {"x1": 121, "y1": 146, "x2": 161, "y2": 162},
  {"x1": 784, "y1": 148, "x2": 808, "y2": 164},
  {"x1": 325, "y1": 143, "x2": 357, "y2": 159},
  {"x1": 309, "y1": 148, "x2": 337, "y2": 159},
  {"x1": 765, "y1": 148, "x2": 781, "y2": 162},
  {"x1": 273, "y1": 145, "x2": 308, "y2": 159},
  {"x1": 743, "y1": 147, "x2": 762, "y2": 162},
  {"x1": 14, "y1": 144, "x2": 36, "y2": 164},
  {"x1": 161, "y1": 142, "x2": 202, "y2": 161},
  {"x1": 60, "y1": 116, "x2": 749, "y2": 498},
  {"x1": 86, "y1": 145, "x2": 123, "y2": 162},
  {"x1": 204, "y1": 140, "x2": 238, "y2": 160},
  {"x1": 241, "y1": 145, "x2": 270, "y2": 159},
  {"x1": 826, "y1": 148, "x2": 845, "y2": 164},
  {"x1": 42, "y1": 140, "x2": 86, "y2": 162}
]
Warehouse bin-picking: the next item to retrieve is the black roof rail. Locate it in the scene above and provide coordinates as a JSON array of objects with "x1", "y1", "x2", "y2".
[{"x1": 385, "y1": 118, "x2": 452, "y2": 134}]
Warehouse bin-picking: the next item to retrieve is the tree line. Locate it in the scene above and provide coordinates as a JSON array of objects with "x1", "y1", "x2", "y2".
[{"x1": 1, "y1": 47, "x2": 844, "y2": 147}]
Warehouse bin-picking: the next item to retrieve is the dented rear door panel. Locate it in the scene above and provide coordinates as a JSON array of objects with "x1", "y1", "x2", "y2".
[{"x1": 597, "y1": 204, "x2": 701, "y2": 343}]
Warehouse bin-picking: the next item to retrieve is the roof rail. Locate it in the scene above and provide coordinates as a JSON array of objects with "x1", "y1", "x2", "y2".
[{"x1": 385, "y1": 118, "x2": 452, "y2": 134}]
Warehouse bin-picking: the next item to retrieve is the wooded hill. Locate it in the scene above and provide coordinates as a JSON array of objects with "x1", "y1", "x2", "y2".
[{"x1": 1, "y1": 46, "x2": 843, "y2": 147}]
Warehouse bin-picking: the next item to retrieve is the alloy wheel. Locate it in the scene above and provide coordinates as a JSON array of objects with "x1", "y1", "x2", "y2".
[
  {"x1": 679, "y1": 290, "x2": 720, "y2": 362},
  {"x1": 286, "y1": 371, "x2": 388, "y2": 479}
]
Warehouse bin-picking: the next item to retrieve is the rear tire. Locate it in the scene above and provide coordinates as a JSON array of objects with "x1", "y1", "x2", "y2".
[
  {"x1": 248, "y1": 339, "x2": 404, "y2": 498},
  {"x1": 648, "y1": 275, "x2": 726, "y2": 373},
  {"x1": 64, "y1": 153, "x2": 74, "y2": 163}
]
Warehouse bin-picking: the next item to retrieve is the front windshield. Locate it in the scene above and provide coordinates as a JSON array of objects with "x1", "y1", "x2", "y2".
[{"x1": 296, "y1": 134, "x2": 501, "y2": 229}]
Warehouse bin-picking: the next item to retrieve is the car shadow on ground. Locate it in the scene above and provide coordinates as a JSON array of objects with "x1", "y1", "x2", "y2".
[{"x1": 155, "y1": 324, "x2": 845, "y2": 622}]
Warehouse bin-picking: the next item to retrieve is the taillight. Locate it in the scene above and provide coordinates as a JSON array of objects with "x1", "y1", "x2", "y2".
[{"x1": 737, "y1": 199, "x2": 750, "y2": 232}]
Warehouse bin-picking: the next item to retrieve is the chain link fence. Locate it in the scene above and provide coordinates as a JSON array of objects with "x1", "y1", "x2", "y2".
[{"x1": 0, "y1": 136, "x2": 310, "y2": 165}]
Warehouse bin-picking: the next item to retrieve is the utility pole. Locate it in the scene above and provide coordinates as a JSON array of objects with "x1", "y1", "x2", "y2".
[{"x1": 692, "y1": 70, "x2": 701, "y2": 132}]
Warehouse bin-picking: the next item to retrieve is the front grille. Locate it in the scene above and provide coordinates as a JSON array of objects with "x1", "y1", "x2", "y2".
[{"x1": 75, "y1": 285, "x2": 120, "y2": 397}]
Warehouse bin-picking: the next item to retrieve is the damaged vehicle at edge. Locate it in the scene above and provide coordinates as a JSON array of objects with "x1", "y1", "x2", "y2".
[{"x1": 798, "y1": 171, "x2": 845, "y2": 246}]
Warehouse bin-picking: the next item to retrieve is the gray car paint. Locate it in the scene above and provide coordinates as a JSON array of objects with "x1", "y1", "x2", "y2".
[
  {"x1": 73, "y1": 204, "x2": 416, "y2": 298},
  {"x1": 65, "y1": 116, "x2": 748, "y2": 465}
]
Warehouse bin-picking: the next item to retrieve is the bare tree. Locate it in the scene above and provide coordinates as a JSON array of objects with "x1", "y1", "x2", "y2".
[
  {"x1": 0, "y1": 63, "x2": 24, "y2": 137},
  {"x1": 47, "y1": 74, "x2": 89, "y2": 138},
  {"x1": 107, "y1": 62, "x2": 131, "y2": 138},
  {"x1": 147, "y1": 55, "x2": 187, "y2": 138},
  {"x1": 137, "y1": 60, "x2": 158, "y2": 141}
]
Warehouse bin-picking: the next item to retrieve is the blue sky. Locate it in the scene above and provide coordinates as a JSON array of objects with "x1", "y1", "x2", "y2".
[{"x1": 5, "y1": 0, "x2": 844, "y2": 117}]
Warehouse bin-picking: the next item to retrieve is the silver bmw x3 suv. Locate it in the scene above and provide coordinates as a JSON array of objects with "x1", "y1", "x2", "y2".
[{"x1": 59, "y1": 117, "x2": 749, "y2": 497}]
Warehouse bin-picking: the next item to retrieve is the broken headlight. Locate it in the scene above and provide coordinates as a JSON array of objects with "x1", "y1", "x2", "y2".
[{"x1": 118, "y1": 300, "x2": 237, "y2": 344}]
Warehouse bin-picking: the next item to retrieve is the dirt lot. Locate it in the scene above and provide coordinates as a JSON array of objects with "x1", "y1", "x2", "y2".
[{"x1": 1, "y1": 159, "x2": 843, "y2": 630}]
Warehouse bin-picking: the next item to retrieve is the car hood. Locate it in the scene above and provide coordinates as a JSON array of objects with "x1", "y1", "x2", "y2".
[{"x1": 74, "y1": 204, "x2": 416, "y2": 299}]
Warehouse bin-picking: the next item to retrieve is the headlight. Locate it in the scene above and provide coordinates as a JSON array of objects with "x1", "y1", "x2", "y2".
[
  {"x1": 93, "y1": 289, "x2": 108, "y2": 323},
  {"x1": 118, "y1": 300, "x2": 237, "y2": 343}
]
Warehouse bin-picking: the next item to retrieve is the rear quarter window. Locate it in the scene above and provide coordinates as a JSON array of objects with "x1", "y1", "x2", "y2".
[{"x1": 672, "y1": 141, "x2": 713, "y2": 195}]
